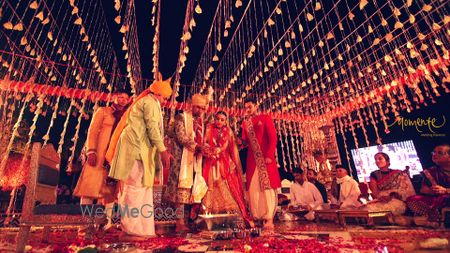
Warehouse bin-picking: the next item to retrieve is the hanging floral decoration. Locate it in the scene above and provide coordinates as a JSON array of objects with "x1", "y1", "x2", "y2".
[{"x1": 0, "y1": 0, "x2": 449, "y2": 180}]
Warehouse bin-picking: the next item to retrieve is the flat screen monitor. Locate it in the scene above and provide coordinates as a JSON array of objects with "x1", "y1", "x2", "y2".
[{"x1": 351, "y1": 140, "x2": 423, "y2": 182}]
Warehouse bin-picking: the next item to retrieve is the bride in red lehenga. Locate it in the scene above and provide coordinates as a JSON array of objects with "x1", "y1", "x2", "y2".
[{"x1": 201, "y1": 111, "x2": 255, "y2": 227}]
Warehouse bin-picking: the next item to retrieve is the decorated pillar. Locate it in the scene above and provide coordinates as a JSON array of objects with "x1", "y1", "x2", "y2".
[{"x1": 319, "y1": 124, "x2": 341, "y2": 174}]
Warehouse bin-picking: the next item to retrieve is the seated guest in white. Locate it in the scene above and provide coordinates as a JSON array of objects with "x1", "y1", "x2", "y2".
[
  {"x1": 330, "y1": 165, "x2": 361, "y2": 210},
  {"x1": 288, "y1": 167, "x2": 324, "y2": 220}
]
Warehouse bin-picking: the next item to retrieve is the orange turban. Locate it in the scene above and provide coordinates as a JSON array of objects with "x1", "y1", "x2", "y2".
[
  {"x1": 149, "y1": 78, "x2": 172, "y2": 98},
  {"x1": 192, "y1": 93, "x2": 208, "y2": 107}
]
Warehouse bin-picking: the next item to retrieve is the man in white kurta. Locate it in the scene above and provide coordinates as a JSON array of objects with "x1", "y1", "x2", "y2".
[
  {"x1": 330, "y1": 165, "x2": 361, "y2": 210},
  {"x1": 289, "y1": 168, "x2": 323, "y2": 220}
]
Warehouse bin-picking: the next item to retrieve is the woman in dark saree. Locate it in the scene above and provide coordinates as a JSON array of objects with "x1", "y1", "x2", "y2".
[{"x1": 365, "y1": 152, "x2": 416, "y2": 215}]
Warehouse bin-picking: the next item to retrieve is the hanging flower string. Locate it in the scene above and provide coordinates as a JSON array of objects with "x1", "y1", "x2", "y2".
[
  {"x1": 0, "y1": 79, "x2": 304, "y2": 121},
  {"x1": 337, "y1": 117, "x2": 353, "y2": 176},
  {"x1": 283, "y1": 122, "x2": 293, "y2": 171},
  {"x1": 0, "y1": 93, "x2": 33, "y2": 181},
  {"x1": 42, "y1": 95, "x2": 61, "y2": 146},
  {"x1": 367, "y1": 105, "x2": 382, "y2": 145},
  {"x1": 294, "y1": 122, "x2": 302, "y2": 167},
  {"x1": 14, "y1": 94, "x2": 46, "y2": 185},
  {"x1": 289, "y1": 121, "x2": 298, "y2": 167},
  {"x1": 277, "y1": 120, "x2": 287, "y2": 172},
  {"x1": 356, "y1": 109, "x2": 370, "y2": 147},
  {"x1": 151, "y1": 0, "x2": 161, "y2": 79},
  {"x1": 66, "y1": 97, "x2": 87, "y2": 174},
  {"x1": 0, "y1": 80, "x2": 112, "y2": 102},
  {"x1": 56, "y1": 99, "x2": 75, "y2": 169},
  {"x1": 172, "y1": 0, "x2": 198, "y2": 99},
  {"x1": 1, "y1": 54, "x2": 448, "y2": 125}
]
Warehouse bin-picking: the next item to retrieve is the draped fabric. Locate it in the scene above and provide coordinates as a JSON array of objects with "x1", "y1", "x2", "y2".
[
  {"x1": 366, "y1": 169, "x2": 415, "y2": 215},
  {"x1": 193, "y1": 117, "x2": 203, "y2": 147},
  {"x1": 248, "y1": 169, "x2": 278, "y2": 220},
  {"x1": 111, "y1": 103, "x2": 127, "y2": 133},
  {"x1": 201, "y1": 124, "x2": 253, "y2": 223},
  {"x1": 74, "y1": 106, "x2": 123, "y2": 202},
  {"x1": 407, "y1": 166, "x2": 450, "y2": 221},
  {"x1": 106, "y1": 89, "x2": 153, "y2": 164},
  {"x1": 181, "y1": 113, "x2": 206, "y2": 203},
  {"x1": 422, "y1": 166, "x2": 450, "y2": 188},
  {"x1": 164, "y1": 112, "x2": 205, "y2": 204},
  {"x1": 242, "y1": 117, "x2": 271, "y2": 190},
  {"x1": 178, "y1": 112, "x2": 195, "y2": 189},
  {"x1": 371, "y1": 170, "x2": 415, "y2": 201},
  {"x1": 241, "y1": 114, "x2": 281, "y2": 190},
  {"x1": 118, "y1": 160, "x2": 155, "y2": 237},
  {"x1": 331, "y1": 175, "x2": 361, "y2": 209},
  {"x1": 107, "y1": 94, "x2": 165, "y2": 187}
]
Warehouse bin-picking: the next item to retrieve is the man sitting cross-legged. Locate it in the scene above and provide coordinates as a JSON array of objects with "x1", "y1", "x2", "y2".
[
  {"x1": 288, "y1": 167, "x2": 324, "y2": 221},
  {"x1": 329, "y1": 165, "x2": 361, "y2": 210}
]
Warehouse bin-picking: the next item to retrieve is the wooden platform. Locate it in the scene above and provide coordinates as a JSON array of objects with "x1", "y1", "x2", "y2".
[{"x1": 315, "y1": 209, "x2": 393, "y2": 228}]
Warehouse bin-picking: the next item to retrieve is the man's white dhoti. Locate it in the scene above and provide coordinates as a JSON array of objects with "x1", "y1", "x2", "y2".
[
  {"x1": 118, "y1": 161, "x2": 155, "y2": 237},
  {"x1": 249, "y1": 169, "x2": 277, "y2": 220}
]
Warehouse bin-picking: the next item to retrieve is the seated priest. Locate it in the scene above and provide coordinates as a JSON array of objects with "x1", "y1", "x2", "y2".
[
  {"x1": 329, "y1": 165, "x2": 361, "y2": 210},
  {"x1": 288, "y1": 167, "x2": 324, "y2": 221}
]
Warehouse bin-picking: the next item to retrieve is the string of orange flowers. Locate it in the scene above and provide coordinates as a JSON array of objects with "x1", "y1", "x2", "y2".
[{"x1": 1, "y1": 53, "x2": 449, "y2": 124}]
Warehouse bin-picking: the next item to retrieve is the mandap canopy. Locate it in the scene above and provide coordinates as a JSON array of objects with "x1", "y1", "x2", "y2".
[{"x1": 0, "y1": 0, "x2": 449, "y2": 188}]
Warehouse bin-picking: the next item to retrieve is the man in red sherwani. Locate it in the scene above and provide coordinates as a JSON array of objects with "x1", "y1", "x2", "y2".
[{"x1": 241, "y1": 97, "x2": 281, "y2": 230}]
